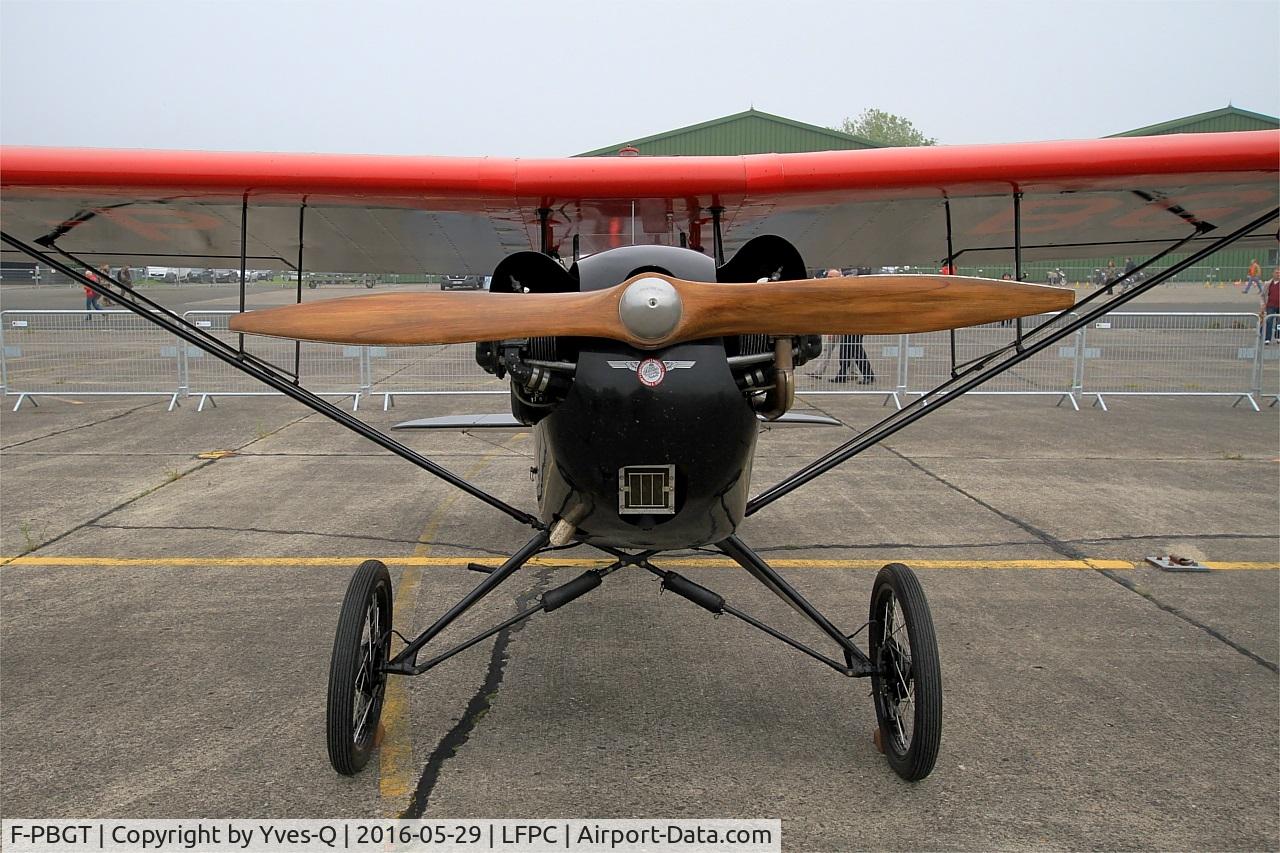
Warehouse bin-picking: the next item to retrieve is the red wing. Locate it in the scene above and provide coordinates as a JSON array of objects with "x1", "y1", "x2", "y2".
[{"x1": 1, "y1": 132, "x2": 1276, "y2": 271}]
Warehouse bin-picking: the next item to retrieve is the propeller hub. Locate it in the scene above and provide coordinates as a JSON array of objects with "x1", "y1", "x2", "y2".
[{"x1": 618, "y1": 276, "x2": 682, "y2": 342}]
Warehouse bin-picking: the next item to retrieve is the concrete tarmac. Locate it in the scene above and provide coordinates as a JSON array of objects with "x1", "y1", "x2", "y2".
[{"x1": 0, "y1": 392, "x2": 1277, "y2": 851}]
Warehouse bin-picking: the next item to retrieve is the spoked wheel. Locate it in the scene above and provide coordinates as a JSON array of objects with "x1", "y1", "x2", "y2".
[
  {"x1": 326, "y1": 559, "x2": 393, "y2": 775},
  {"x1": 868, "y1": 562, "x2": 942, "y2": 781}
]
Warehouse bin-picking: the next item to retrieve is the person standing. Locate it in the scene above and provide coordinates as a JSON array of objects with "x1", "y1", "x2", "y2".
[
  {"x1": 1243, "y1": 258, "x2": 1262, "y2": 295},
  {"x1": 97, "y1": 264, "x2": 115, "y2": 306},
  {"x1": 828, "y1": 267, "x2": 875, "y2": 384},
  {"x1": 1262, "y1": 267, "x2": 1280, "y2": 345},
  {"x1": 1118, "y1": 257, "x2": 1140, "y2": 293},
  {"x1": 82, "y1": 266, "x2": 102, "y2": 320},
  {"x1": 1104, "y1": 258, "x2": 1118, "y2": 294}
]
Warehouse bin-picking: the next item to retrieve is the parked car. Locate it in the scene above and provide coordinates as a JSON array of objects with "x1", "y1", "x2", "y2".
[
  {"x1": 184, "y1": 268, "x2": 213, "y2": 283},
  {"x1": 441, "y1": 274, "x2": 485, "y2": 291},
  {"x1": 213, "y1": 269, "x2": 239, "y2": 283},
  {"x1": 145, "y1": 266, "x2": 175, "y2": 282}
]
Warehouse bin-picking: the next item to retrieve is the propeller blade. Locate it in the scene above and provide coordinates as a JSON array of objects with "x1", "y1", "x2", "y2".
[
  {"x1": 679, "y1": 274, "x2": 1074, "y2": 338},
  {"x1": 229, "y1": 290, "x2": 618, "y2": 346},
  {"x1": 229, "y1": 274, "x2": 1073, "y2": 348}
]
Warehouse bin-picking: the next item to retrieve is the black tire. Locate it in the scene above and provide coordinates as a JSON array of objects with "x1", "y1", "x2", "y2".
[
  {"x1": 327, "y1": 559, "x2": 393, "y2": 775},
  {"x1": 868, "y1": 562, "x2": 942, "y2": 781}
]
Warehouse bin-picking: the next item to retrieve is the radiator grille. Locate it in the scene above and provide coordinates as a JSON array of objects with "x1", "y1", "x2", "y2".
[
  {"x1": 737, "y1": 333, "x2": 771, "y2": 356},
  {"x1": 618, "y1": 465, "x2": 675, "y2": 515}
]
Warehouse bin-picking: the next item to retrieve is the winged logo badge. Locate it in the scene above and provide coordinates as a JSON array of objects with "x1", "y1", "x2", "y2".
[
  {"x1": 606, "y1": 359, "x2": 696, "y2": 388},
  {"x1": 606, "y1": 360, "x2": 697, "y2": 370}
]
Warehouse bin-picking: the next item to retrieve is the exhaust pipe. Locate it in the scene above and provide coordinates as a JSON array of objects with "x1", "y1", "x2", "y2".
[{"x1": 754, "y1": 337, "x2": 794, "y2": 421}]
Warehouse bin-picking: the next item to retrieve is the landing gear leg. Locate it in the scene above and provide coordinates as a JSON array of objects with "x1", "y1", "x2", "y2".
[{"x1": 708, "y1": 538, "x2": 944, "y2": 780}]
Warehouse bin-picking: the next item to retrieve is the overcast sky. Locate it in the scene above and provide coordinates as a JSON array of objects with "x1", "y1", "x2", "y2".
[{"x1": 2, "y1": 0, "x2": 1277, "y2": 157}]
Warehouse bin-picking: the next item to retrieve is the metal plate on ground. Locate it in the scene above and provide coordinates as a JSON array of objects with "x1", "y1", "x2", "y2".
[{"x1": 1146, "y1": 555, "x2": 1212, "y2": 572}]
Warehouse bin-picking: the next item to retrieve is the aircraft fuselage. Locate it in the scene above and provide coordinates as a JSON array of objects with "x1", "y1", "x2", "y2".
[
  {"x1": 512, "y1": 243, "x2": 765, "y2": 549},
  {"x1": 533, "y1": 337, "x2": 759, "y2": 549}
]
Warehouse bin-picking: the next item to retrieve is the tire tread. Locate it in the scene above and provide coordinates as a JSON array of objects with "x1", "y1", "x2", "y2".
[
  {"x1": 326, "y1": 559, "x2": 392, "y2": 776},
  {"x1": 871, "y1": 562, "x2": 942, "y2": 782}
]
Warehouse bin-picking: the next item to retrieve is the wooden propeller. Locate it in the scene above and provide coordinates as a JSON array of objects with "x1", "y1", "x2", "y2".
[{"x1": 229, "y1": 273, "x2": 1074, "y2": 349}]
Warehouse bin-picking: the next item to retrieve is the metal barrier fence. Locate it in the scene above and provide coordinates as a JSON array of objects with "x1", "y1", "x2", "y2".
[
  {"x1": 1074, "y1": 313, "x2": 1265, "y2": 410},
  {"x1": 795, "y1": 315, "x2": 1084, "y2": 408},
  {"x1": 906, "y1": 313, "x2": 1081, "y2": 406},
  {"x1": 1, "y1": 310, "x2": 183, "y2": 411},
  {"x1": 368, "y1": 342, "x2": 508, "y2": 410},
  {"x1": 2, "y1": 309, "x2": 1275, "y2": 412},
  {"x1": 180, "y1": 311, "x2": 367, "y2": 410}
]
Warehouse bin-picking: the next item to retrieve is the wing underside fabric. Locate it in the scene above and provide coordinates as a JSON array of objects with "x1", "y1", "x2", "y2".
[{"x1": 2, "y1": 132, "x2": 1276, "y2": 271}]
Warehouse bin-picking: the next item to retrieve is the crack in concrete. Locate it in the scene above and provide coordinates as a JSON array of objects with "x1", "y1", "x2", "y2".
[
  {"x1": 0, "y1": 400, "x2": 163, "y2": 451},
  {"x1": 39, "y1": 521, "x2": 1272, "y2": 558},
  {"x1": 399, "y1": 567, "x2": 553, "y2": 819},
  {"x1": 4, "y1": 452, "x2": 217, "y2": 457},
  {"x1": 233, "y1": 451, "x2": 524, "y2": 460},
  {"x1": 461, "y1": 431, "x2": 535, "y2": 459},
  {"x1": 0, "y1": 410, "x2": 313, "y2": 566},
  {"x1": 748, "y1": 533, "x2": 1276, "y2": 553},
  {"x1": 746, "y1": 540, "x2": 1043, "y2": 552},
  {"x1": 0, "y1": 460, "x2": 216, "y2": 566},
  {"x1": 86, "y1": 523, "x2": 514, "y2": 554},
  {"x1": 1071, "y1": 532, "x2": 1277, "y2": 544},
  {"x1": 881, "y1": 444, "x2": 1086, "y2": 557},
  {"x1": 881, "y1": 443, "x2": 1279, "y2": 673},
  {"x1": 868, "y1": 454, "x2": 1277, "y2": 462},
  {"x1": 1096, "y1": 568, "x2": 1278, "y2": 673}
]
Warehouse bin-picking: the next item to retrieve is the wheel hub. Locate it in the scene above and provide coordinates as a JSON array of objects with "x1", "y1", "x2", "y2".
[{"x1": 877, "y1": 638, "x2": 912, "y2": 704}]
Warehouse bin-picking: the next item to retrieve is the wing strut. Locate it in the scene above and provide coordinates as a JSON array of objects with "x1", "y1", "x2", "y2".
[
  {"x1": 944, "y1": 199, "x2": 958, "y2": 371},
  {"x1": 745, "y1": 205, "x2": 1280, "y2": 517},
  {"x1": 711, "y1": 205, "x2": 725, "y2": 266},
  {"x1": 537, "y1": 207, "x2": 552, "y2": 256},
  {"x1": 293, "y1": 202, "x2": 306, "y2": 381},
  {"x1": 0, "y1": 230, "x2": 542, "y2": 530},
  {"x1": 1013, "y1": 192, "x2": 1025, "y2": 348},
  {"x1": 237, "y1": 196, "x2": 248, "y2": 353}
]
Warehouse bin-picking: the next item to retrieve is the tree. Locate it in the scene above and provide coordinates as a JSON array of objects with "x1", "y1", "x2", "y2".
[{"x1": 835, "y1": 108, "x2": 936, "y2": 147}]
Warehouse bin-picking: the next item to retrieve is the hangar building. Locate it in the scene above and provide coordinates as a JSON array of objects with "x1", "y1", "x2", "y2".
[
  {"x1": 575, "y1": 108, "x2": 881, "y2": 156},
  {"x1": 577, "y1": 106, "x2": 1279, "y2": 281}
]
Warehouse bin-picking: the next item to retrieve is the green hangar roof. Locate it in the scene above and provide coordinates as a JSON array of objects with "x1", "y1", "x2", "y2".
[
  {"x1": 578, "y1": 105, "x2": 1277, "y2": 159},
  {"x1": 575, "y1": 108, "x2": 881, "y2": 157},
  {"x1": 1108, "y1": 105, "x2": 1279, "y2": 137}
]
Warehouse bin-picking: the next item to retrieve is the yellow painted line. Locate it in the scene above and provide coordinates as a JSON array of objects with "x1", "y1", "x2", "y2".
[
  {"x1": 0, "y1": 555, "x2": 1146, "y2": 570},
  {"x1": 5, "y1": 556, "x2": 1277, "y2": 572},
  {"x1": 379, "y1": 434, "x2": 524, "y2": 813},
  {"x1": 1200, "y1": 561, "x2": 1280, "y2": 571}
]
